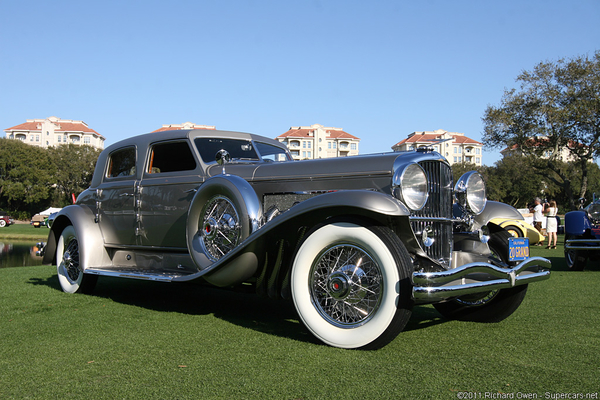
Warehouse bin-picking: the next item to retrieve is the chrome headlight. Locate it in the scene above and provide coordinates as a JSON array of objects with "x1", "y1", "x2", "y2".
[
  {"x1": 454, "y1": 171, "x2": 487, "y2": 215},
  {"x1": 392, "y1": 163, "x2": 429, "y2": 210}
]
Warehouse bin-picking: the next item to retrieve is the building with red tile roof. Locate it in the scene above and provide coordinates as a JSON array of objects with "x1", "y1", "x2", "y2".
[
  {"x1": 276, "y1": 124, "x2": 360, "y2": 159},
  {"x1": 151, "y1": 122, "x2": 216, "y2": 133},
  {"x1": 4, "y1": 116, "x2": 105, "y2": 150},
  {"x1": 500, "y1": 138, "x2": 584, "y2": 162},
  {"x1": 392, "y1": 129, "x2": 483, "y2": 165}
]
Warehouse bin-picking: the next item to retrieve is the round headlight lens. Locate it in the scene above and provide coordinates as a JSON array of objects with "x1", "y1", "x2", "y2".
[
  {"x1": 455, "y1": 171, "x2": 487, "y2": 215},
  {"x1": 393, "y1": 163, "x2": 429, "y2": 210}
]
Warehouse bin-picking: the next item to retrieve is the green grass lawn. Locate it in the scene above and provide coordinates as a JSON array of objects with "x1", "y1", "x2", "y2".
[
  {"x1": 1, "y1": 238, "x2": 598, "y2": 399},
  {"x1": 0, "y1": 223, "x2": 50, "y2": 240}
]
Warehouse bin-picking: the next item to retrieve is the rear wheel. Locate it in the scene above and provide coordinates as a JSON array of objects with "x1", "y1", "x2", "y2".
[
  {"x1": 291, "y1": 222, "x2": 413, "y2": 349},
  {"x1": 434, "y1": 230, "x2": 528, "y2": 322},
  {"x1": 0, "y1": 220, "x2": 6, "y2": 228},
  {"x1": 56, "y1": 225, "x2": 97, "y2": 294}
]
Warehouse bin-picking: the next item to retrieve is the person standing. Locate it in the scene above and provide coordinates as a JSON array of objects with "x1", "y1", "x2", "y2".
[
  {"x1": 545, "y1": 200, "x2": 558, "y2": 249},
  {"x1": 532, "y1": 198, "x2": 545, "y2": 246}
]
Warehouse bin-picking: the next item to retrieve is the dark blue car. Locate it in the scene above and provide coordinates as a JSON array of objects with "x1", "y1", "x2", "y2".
[{"x1": 564, "y1": 199, "x2": 600, "y2": 270}]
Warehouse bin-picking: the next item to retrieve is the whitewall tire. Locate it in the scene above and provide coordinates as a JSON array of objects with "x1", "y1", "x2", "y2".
[
  {"x1": 291, "y1": 222, "x2": 413, "y2": 349},
  {"x1": 56, "y1": 225, "x2": 97, "y2": 294}
]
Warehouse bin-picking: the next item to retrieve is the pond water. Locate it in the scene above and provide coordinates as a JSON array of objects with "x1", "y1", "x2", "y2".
[{"x1": 0, "y1": 241, "x2": 44, "y2": 268}]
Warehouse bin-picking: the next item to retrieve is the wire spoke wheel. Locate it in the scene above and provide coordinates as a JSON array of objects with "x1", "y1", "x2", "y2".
[
  {"x1": 292, "y1": 222, "x2": 413, "y2": 349},
  {"x1": 56, "y1": 225, "x2": 97, "y2": 294},
  {"x1": 310, "y1": 244, "x2": 383, "y2": 328},
  {"x1": 199, "y1": 195, "x2": 241, "y2": 261},
  {"x1": 63, "y1": 237, "x2": 81, "y2": 283}
]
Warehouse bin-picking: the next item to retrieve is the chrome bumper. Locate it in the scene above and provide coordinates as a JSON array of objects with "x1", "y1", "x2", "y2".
[
  {"x1": 564, "y1": 239, "x2": 600, "y2": 251},
  {"x1": 412, "y1": 256, "x2": 551, "y2": 302}
]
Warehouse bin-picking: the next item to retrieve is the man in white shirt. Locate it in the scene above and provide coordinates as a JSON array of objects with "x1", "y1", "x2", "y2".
[{"x1": 532, "y1": 198, "x2": 545, "y2": 246}]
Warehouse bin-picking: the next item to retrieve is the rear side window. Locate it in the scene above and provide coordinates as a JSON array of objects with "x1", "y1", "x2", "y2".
[
  {"x1": 107, "y1": 147, "x2": 136, "y2": 178},
  {"x1": 147, "y1": 141, "x2": 197, "y2": 174}
]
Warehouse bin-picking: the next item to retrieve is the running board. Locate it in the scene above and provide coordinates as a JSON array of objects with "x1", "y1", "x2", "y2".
[{"x1": 85, "y1": 268, "x2": 194, "y2": 283}]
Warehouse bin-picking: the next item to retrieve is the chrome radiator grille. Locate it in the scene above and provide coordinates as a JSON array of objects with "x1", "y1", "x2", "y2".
[{"x1": 410, "y1": 160, "x2": 453, "y2": 267}]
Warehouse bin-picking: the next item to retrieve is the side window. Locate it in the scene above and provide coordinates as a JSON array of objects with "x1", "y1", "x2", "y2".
[
  {"x1": 147, "y1": 141, "x2": 196, "y2": 174},
  {"x1": 107, "y1": 147, "x2": 136, "y2": 178}
]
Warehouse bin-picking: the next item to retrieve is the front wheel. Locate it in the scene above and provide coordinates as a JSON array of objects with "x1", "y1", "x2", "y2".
[
  {"x1": 291, "y1": 222, "x2": 413, "y2": 349},
  {"x1": 0, "y1": 220, "x2": 6, "y2": 228},
  {"x1": 56, "y1": 225, "x2": 97, "y2": 294},
  {"x1": 565, "y1": 248, "x2": 587, "y2": 271},
  {"x1": 503, "y1": 224, "x2": 522, "y2": 238},
  {"x1": 433, "y1": 230, "x2": 528, "y2": 322}
]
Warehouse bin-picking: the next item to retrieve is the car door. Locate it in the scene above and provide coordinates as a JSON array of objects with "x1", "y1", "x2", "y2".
[
  {"x1": 96, "y1": 145, "x2": 140, "y2": 246},
  {"x1": 138, "y1": 140, "x2": 204, "y2": 248}
]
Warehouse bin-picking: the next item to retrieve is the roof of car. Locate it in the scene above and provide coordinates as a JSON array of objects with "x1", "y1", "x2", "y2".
[{"x1": 102, "y1": 129, "x2": 285, "y2": 154}]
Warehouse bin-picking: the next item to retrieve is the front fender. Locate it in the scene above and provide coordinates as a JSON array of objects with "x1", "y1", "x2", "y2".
[
  {"x1": 565, "y1": 210, "x2": 592, "y2": 236},
  {"x1": 42, "y1": 205, "x2": 111, "y2": 270},
  {"x1": 177, "y1": 190, "x2": 411, "y2": 286},
  {"x1": 283, "y1": 190, "x2": 411, "y2": 218},
  {"x1": 472, "y1": 201, "x2": 524, "y2": 230}
]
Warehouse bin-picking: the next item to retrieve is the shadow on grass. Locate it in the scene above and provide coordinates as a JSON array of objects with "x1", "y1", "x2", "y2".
[
  {"x1": 29, "y1": 273, "x2": 449, "y2": 346},
  {"x1": 529, "y1": 243, "x2": 600, "y2": 272},
  {"x1": 30, "y1": 274, "x2": 320, "y2": 345}
]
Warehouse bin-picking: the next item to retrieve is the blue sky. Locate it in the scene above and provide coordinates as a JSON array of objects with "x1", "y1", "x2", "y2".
[{"x1": 1, "y1": 0, "x2": 598, "y2": 165}]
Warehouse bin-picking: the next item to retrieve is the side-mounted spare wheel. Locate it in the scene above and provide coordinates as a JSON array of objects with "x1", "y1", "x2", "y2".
[
  {"x1": 291, "y1": 221, "x2": 413, "y2": 350},
  {"x1": 186, "y1": 175, "x2": 262, "y2": 270},
  {"x1": 56, "y1": 225, "x2": 98, "y2": 294},
  {"x1": 433, "y1": 229, "x2": 528, "y2": 322}
]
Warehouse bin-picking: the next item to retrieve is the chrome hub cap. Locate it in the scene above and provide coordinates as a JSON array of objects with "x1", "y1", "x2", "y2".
[
  {"x1": 202, "y1": 217, "x2": 219, "y2": 240},
  {"x1": 63, "y1": 239, "x2": 80, "y2": 282},
  {"x1": 310, "y1": 244, "x2": 383, "y2": 328}
]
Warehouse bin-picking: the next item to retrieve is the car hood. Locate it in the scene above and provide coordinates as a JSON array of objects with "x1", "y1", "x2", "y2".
[{"x1": 205, "y1": 150, "x2": 447, "y2": 197}]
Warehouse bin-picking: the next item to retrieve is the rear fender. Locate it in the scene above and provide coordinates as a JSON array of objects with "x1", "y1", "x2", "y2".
[
  {"x1": 488, "y1": 218, "x2": 544, "y2": 244},
  {"x1": 42, "y1": 205, "x2": 111, "y2": 270}
]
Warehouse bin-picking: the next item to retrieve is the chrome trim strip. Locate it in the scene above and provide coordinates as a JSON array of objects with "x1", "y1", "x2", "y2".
[
  {"x1": 412, "y1": 256, "x2": 551, "y2": 302},
  {"x1": 408, "y1": 217, "x2": 456, "y2": 222},
  {"x1": 565, "y1": 239, "x2": 600, "y2": 250},
  {"x1": 250, "y1": 171, "x2": 391, "y2": 182},
  {"x1": 85, "y1": 268, "x2": 188, "y2": 282}
]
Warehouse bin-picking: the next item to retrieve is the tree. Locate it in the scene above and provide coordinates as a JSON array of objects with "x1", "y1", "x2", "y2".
[
  {"x1": 0, "y1": 138, "x2": 55, "y2": 216},
  {"x1": 47, "y1": 144, "x2": 101, "y2": 206},
  {"x1": 482, "y1": 52, "x2": 600, "y2": 210}
]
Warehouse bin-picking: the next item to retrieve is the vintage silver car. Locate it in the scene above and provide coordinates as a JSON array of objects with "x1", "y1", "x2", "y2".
[{"x1": 41, "y1": 129, "x2": 551, "y2": 349}]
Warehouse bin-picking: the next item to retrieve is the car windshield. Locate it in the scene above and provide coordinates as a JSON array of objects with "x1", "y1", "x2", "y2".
[
  {"x1": 195, "y1": 138, "x2": 290, "y2": 163},
  {"x1": 195, "y1": 138, "x2": 259, "y2": 163},
  {"x1": 586, "y1": 203, "x2": 600, "y2": 219},
  {"x1": 255, "y1": 142, "x2": 291, "y2": 162}
]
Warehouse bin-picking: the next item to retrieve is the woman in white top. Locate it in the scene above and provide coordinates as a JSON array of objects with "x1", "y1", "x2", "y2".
[{"x1": 545, "y1": 200, "x2": 558, "y2": 249}]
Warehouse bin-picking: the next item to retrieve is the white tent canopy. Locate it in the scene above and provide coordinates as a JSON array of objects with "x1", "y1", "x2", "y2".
[{"x1": 39, "y1": 207, "x2": 62, "y2": 216}]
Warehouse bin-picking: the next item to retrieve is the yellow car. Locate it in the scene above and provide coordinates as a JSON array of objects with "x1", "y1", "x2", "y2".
[{"x1": 489, "y1": 218, "x2": 544, "y2": 244}]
